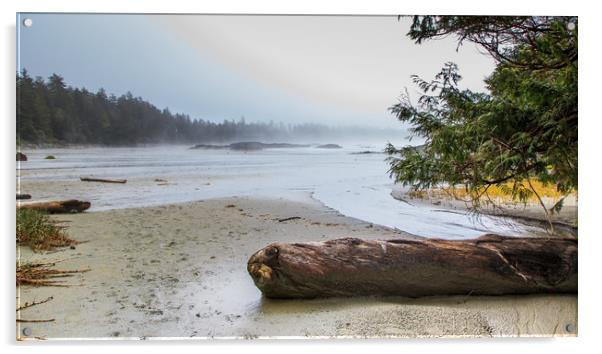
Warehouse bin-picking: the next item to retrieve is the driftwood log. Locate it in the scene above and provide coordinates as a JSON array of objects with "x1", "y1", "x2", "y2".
[
  {"x1": 17, "y1": 200, "x2": 91, "y2": 213},
  {"x1": 247, "y1": 235, "x2": 577, "y2": 298},
  {"x1": 17, "y1": 194, "x2": 32, "y2": 200},
  {"x1": 80, "y1": 177, "x2": 127, "y2": 184}
]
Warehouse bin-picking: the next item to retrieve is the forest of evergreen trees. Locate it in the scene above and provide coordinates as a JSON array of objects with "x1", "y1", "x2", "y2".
[{"x1": 17, "y1": 70, "x2": 394, "y2": 146}]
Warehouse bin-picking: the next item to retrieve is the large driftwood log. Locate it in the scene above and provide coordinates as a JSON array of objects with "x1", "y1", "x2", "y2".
[
  {"x1": 247, "y1": 235, "x2": 577, "y2": 298},
  {"x1": 17, "y1": 200, "x2": 91, "y2": 213}
]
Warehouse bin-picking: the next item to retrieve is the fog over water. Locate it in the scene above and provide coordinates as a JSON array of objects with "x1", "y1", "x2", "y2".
[{"x1": 18, "y1": 145, "x2": 540, "y2": 239}]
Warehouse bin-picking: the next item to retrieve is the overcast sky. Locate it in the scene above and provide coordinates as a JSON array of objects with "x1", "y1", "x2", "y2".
[{"x1": 18, "y1": 14, "x2": 496, "y2": 128}]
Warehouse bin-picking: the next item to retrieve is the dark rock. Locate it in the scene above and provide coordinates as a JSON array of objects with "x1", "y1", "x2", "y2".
[
  {"x1": 189, "y1": 144, "x2": 228, "y2": 150},
  {"x1": 260, "y1": 143, "x2": 310, "y2": 149},
  {"x1": 190, "y1": 142, "x2": 310, "y2": 151},
  {"x1": 350, "y1": 150, "x2": 382, "y2": 155},
  {"x1": 228, "y1": 142, "x2": 265, "y2": 151},
  {"x1": 16, "y1": 152, "x2": 27, "y2": 161}
]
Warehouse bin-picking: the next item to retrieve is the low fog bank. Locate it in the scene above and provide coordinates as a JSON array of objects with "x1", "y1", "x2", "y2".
[{"x1": 185, "y1": 123, "x2": 417, "y2": 147}]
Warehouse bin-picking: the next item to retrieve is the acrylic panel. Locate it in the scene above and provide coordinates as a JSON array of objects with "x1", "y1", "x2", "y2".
[{"x1": 16, "y1": 13, "x2": 578, "y2": 340}]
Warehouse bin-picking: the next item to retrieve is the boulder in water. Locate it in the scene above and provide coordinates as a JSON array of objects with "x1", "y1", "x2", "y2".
[
  {"x1": 316, "y1": 144, "x2": 342, "y2": 149},
  {"x1": 16, "y1": 152, "x2": 27, "y2": 161}
]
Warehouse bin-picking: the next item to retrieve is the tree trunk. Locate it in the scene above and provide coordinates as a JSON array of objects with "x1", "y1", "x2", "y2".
[
  {"x1": 247, "y1": 234, "x2": 577, "y2": 298},
  {"x1": 80, "y1": 177, "x2": 127, "y2": 184},
  {"x1": 17, "y1": 199, "x2": 91, "y2": 213}
]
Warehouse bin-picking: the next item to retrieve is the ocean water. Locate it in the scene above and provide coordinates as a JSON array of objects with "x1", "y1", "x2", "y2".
[{"x1": 17, "y1": 144, "x2": 538, "y2": 239}]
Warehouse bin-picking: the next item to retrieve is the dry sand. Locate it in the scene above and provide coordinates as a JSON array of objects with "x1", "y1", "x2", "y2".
[{"x1": 16, "y1": 196, "x2": 577, "y2": 339}]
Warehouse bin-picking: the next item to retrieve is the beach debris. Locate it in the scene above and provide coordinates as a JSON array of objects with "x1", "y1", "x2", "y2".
[
  {"x1": 17, "y1": 194, "x2": 32, "y2": 200},
  {"x1": 16, "y1": 261, "x2": 87, "y2": 336},
  {"x1": 17, "y1": 319, "x2": 55, "y2": 323},
  {"x1": 277, "y1": 216, "x2": 302, "y2": 223},
  {"x1": 44, "y1": 155, "x2": 56, "y2": 160},
  {"x1": 248, "y1": 234, "x2": 577, "y2": 298},
  {"x1": 16, "y1": 152, "x2": 28, "y2": 161},
  {"x1": 17, "y1": 296, "x2": 54, "y2": 312},
  {"x1": 225, "y1": 204, "x2": 236, "y2": 208},
  {"x1": 17, "y1": 199, "x2": 91, "y2": 214},
  {"x1": 16, "y1": 295, "x2": 56, "y2": 336},
  {"x1": 80, "y1": 177, "x2": 127, "y2": 184},
  {"x1": 17, "y1": 261, "x2": 89, "y2": 287}
]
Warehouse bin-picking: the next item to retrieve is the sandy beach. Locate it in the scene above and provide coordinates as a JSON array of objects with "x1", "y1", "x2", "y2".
[{"x1": 17, "y1": 196, "x2": 577, "y2": 339}]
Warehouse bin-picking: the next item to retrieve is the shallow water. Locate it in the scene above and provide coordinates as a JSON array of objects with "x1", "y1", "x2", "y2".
[{"x1": 18, "y1": 144, "x2": 539, "y2": 239}]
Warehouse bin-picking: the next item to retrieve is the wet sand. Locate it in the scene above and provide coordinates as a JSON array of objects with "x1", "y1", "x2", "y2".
[
  {"x1": 391, "y1": 187, "x2": 578, "y2": 238},
  {"x1": 17, "y1": 196, "x2": 577, "y2": 339}
]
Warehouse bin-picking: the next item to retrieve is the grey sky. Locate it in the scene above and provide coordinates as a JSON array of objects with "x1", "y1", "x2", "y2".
[{"x1": 18, "y1": 14, "x2": 495, "y2": 128}]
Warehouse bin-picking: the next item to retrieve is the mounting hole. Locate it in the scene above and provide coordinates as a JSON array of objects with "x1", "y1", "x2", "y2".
[
  {"x1": 23, "y1": 18, "x2": 33, "y2": 28},
  {"x1": 22, "y1": 327, "x2": 32, "y2": 336},
  {"x1": 567, "y1": 22, "x2": 576, "y2": 31},
  {"x1": 565, "y1": 323, "x2": 576, "y2": 333}
]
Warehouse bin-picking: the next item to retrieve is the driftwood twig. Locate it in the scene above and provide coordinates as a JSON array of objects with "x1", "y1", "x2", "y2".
[
  {"x1": 80, "y1": 177, "x2": 127, "y2": 184},
  {"x1": 278, "y1": 216, "x2": 302, "y2": 223}
]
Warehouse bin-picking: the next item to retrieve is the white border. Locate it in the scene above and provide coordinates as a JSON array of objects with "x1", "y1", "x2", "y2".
[{"x1": 2, "y1": 1, "x2": 599, "y2": 353}]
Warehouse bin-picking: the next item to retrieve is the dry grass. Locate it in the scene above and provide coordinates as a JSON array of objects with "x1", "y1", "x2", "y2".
[
  {"x1": 16, "y1": 209, "x2": 79, "y2": 251},
  {"x1": 16, "y1": 261, "x2": 89, "y2": 287},
  {"x1": 16, "y1": 212, "x2": 89, "y2": 339},
  {"x1": 408, "y1": 180, "x2": 576, "y2": 205}
]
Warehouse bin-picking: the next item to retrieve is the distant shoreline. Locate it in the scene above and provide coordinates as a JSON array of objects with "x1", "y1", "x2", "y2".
[
  {"x1": 18, "y1": 142, "x2": 201, "y2": 149},
  {"x1": 18, "y1": 141, "x2": 350, "y2": 150}
]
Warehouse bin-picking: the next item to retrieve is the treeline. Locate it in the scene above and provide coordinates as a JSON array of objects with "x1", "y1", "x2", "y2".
[{"x1": 17, "y1": 71, "x2": 398, "y2": 145}]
